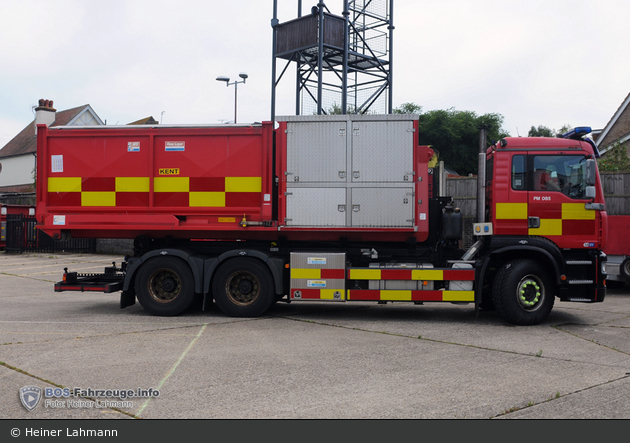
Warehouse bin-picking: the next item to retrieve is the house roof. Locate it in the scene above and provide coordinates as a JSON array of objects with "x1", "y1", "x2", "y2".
[
  {"x1": 595, "y1": 92, "x2": 630, "y2": 155},
  {"x1": 0, "y1": 104, "x2": 102, "y2": 159},
  {"x1": 128, "y1": 116, "x2": 159, "y2": 125}
]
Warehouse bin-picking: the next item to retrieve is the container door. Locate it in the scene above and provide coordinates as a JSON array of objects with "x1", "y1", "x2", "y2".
[
  {"x1": 285, "y1": 187, "x2": 346, "y2": 226},
  {"x1": 351, "y1": 121, "x2": 414, "y2": 183},
  {"x1": 286, "y1": 121, "x2": 348, "y2": 183},
  {"x1": 351, "y1": 187, "x2": 415, "y2": 227}
]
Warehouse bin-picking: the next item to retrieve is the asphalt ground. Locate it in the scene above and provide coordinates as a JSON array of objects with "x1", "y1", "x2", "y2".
[{"x1": 1, "y1": 252, "x2": 629, "y2": 421}]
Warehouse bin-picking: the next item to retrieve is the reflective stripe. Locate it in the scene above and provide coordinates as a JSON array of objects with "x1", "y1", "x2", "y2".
[
  {"x1": 48, "y1": 177, "x2": 81, "y2": 192},
  {"x1": 347, "y1": 290, "x2": 475, "y2": 302},
  {"x1": 189, "y1": 192, "x2": 225, "y2": 207},
  {"x1": 154, "y1": 177, "x2": 189, "y2": 192},
  {"x1": 442, "y1": 291, "x2": 475, "y2": 302},
  {"x1": 225, "y1": 177, "x2": 262, "y2": 193},
  {"x1": 531, "y1": 218, "x2": 562, "y2": 236},
  {"x1": 496, "y1": 203, "x2": 528, "y2": 219},
  {"x1": 81, "y1": 192, "x2": 116, "y2": 207},
  {"x1": 349, "y1": 269, "x2": 382, "y2": 280},
  {"x1": 291, "y1": 268, "x2": 321, "y2": 279},
  {"x1": 562, "y1": 203, "x2": 595, "y2": 220},
  {"x1": 116, "y1": 177, "x2": 150, "y2": 192},
  {"x1": 380, "y1": 290, "x2": 412, "y2": 301},
  {"x1": 320, "y1": 289, "x2": 342, "y2": 300},
  {"x1": 411, "y1": 269, "x2": 443, "y2": 281}
]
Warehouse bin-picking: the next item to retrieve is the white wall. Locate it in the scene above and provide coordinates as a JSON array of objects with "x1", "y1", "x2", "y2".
[{"x1": 0, "y1": 154, "x2": 36, "y2": 189}]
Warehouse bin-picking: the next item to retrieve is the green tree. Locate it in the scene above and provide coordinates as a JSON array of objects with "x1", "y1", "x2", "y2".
[
  {"x1": 394, "y1": 102, "x2": 423, "y2": 114},
  {"x1": 417, "y1": 108, "x2": 509, "y2": 176},
  {"x1": 528, "y1": 125, "x2": 555, "y2": 137},
  {"x1": 528, "y1": 124, "x2": 573, "y2": 137},
  {"x1": 598, "y1": 142, "x2": 630, "y2": 172}
]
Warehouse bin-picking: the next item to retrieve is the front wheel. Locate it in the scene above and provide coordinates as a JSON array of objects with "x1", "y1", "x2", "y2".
[
  {"x1": 492, "y1": 259, "x2": 555, "y2": 325},
  {"x1": 212, "y1": 258, "x2": 275, "y2": 317}
]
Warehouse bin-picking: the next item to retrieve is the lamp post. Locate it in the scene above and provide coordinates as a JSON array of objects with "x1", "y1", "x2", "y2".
[{"x1": 216, "y1": 73, "x2": 248, "y2": 123}]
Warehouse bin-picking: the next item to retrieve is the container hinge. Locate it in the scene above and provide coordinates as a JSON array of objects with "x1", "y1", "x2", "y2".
[
  {"x1": 285, "y1": 192, "x2": 293, "y2": 196},
  {"x1": 285, "y1": 171, "x2": 293, "y2": 176},
  {"x1": 285, "y1": 129, "x2": 293, "y2": 134},
  {"x1": 407, "y1": 129, "x2": 416, "y2": 132}
]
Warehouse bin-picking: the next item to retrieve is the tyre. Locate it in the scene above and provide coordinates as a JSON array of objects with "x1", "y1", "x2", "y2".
[
  {"x1": 621, "y1": 257, "x2": 630, "y2": 280},
  {"x1": 135, "y1": 257, "x2": 196, "y2": 316},
  {"x1": 212, "y1": 258, "x2": 275, "y2": 317},
  {"x1": 492, "y1": 259, "x2": 555, "y2": 325}
]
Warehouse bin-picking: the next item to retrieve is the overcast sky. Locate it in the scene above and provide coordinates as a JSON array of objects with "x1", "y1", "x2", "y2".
[{"x1": 1, "y1": 0, "x2": 629, "y2": 148}]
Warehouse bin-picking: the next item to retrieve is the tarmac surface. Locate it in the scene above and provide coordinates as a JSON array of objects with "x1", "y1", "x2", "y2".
[{"x1": 1, "y1": 252, "x2": 629, "y2": 420}]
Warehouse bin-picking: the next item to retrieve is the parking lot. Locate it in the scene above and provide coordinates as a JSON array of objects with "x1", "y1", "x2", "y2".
[{"x1": 1, "y1": 252, "x2": 630, "y2": 419}]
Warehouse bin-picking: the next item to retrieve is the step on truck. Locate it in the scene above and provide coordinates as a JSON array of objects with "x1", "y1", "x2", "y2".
[{"x1": 36, "y1": 115, "x2": 608, "y2": 325}]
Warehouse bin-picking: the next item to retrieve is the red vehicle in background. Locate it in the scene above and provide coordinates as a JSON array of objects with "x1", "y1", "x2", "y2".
[{"x1": 604, "y1": 215, "x2": 630, "y2": 285}]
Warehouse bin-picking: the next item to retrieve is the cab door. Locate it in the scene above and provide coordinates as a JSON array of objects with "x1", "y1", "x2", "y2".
[
  {"x1": 528, "y1": 154, "x2": 599, "y2": 249},
  {"x1": 491, "y1": 152, "x2": 529, "y2": 236}
]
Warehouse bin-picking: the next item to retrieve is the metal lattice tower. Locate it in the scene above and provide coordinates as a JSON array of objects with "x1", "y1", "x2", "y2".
[{"x1": 271, "y1": 0, "x2": 394, "y2": 121}]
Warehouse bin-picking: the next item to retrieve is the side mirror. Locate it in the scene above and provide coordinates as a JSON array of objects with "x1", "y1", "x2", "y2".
[
  {"x1": 585, "y1": 159, "x2": 596, "y2": 186},
  {"x1": 585, "y1": 186, "x2": 596, "y2": 199}
]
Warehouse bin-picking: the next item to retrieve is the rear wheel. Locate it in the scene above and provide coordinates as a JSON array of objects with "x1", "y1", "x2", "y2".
[
  {"x1": 212, "y1": 258, "x2": 275, "y2": 317},
  {"x1": 492, "y1": 259, "x2": 555, "y2": 325},
  {"x1": 135, "y1": 257, "x2": 196, "y2": 316}
]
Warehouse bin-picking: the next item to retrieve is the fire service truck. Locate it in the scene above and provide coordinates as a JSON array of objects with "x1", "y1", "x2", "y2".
[{"x1": 36, "y1": 115, "x2": 608, "y2": 325}]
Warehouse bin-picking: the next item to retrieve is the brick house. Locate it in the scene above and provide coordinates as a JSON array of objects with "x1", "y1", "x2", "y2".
[
  {"x1": 595, "y1": 92, "x2": 630, "y2": 156},
  {"x1": 0, "y1": 99, "x2": 105, "y2": 204}
]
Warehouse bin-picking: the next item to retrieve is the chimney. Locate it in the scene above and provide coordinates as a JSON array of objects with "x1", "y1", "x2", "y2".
[{"x1": 35, "y1": 99, "x2": 56, "y2": 134}]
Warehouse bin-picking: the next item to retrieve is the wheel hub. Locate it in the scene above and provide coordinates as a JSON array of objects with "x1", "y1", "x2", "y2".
[
  {"x1": 161, "y1": 277, "x2": 176, "y2": 293},
  {"x1": 517, "y1": 275, "x2": 544, "y2": 311},
  {"x1": 148, "y1": 269, "x2": 181, "y2": 303},
  {"x1": 226, "y1": 272, "x2": 260, "y2": 306},
  {"x1": 238, "y1": 279, "x2": 253, "y2": 295}
]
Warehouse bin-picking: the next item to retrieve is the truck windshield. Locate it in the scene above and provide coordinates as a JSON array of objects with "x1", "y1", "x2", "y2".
[{"x1": 532, "y1": 155, "x2": 589, "y2": 199}]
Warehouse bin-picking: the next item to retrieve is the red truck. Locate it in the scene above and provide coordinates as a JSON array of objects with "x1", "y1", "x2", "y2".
[
  {"x1": 36, "y1": 115, "x2": 607, "y2": 325},
  {"x1": 603, "y1": 215, "x2": 630, "y2": 284}
]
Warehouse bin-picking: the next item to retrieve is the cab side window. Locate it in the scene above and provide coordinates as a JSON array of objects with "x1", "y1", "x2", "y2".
[
  {"x1": 511, "y1": 155, "x2": 526, "y2": 190},
  {"x1": 532, "y1": 155, "x2": 588, "y2": 198}
]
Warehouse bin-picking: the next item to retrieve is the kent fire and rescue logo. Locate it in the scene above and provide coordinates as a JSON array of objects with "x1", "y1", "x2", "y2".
[{"x1": 19, "y1": 386, "x2": 42, "y2": 411}]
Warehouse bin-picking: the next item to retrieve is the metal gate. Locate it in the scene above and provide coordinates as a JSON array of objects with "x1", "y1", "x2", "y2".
[{"x1": 5, "y1": 215, "x2": 96, "y2": 254}]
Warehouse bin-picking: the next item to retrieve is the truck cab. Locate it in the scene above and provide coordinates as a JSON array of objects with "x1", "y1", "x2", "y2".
[{"x1": 480, "y1": 129, "x2": 607, "y2": 323}]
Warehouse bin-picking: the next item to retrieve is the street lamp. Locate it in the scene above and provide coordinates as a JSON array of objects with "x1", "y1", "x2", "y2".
[{"x1": 216, "y1": 72, "x2": 248, "y2": 124}]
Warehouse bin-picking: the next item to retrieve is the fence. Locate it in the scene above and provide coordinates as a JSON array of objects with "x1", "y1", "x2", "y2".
[
  {"x1": 600, "y1": 172, "x2": 630, "y2": 216},
  {"x1": 4, "y1": 214, "x2": 96, "y2": 254}
]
